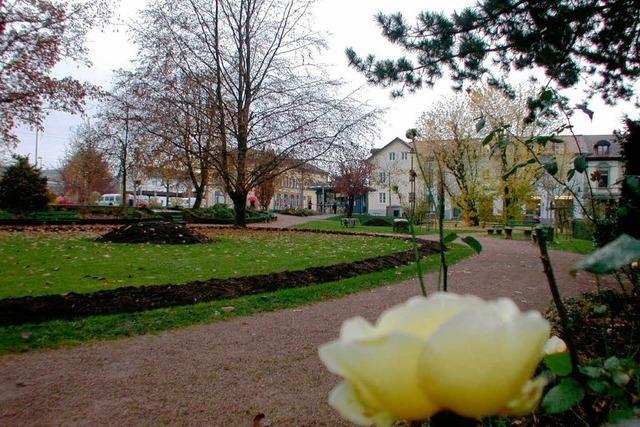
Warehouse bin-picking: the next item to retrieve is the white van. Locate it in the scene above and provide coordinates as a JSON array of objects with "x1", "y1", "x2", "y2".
[{"x1": 97, "y1": 193, "x2": 134, "y2": 206}]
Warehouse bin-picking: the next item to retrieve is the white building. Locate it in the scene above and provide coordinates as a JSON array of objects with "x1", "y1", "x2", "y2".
[{"x1": 367, "y1": 134, "x2": 624, "y2": 225}]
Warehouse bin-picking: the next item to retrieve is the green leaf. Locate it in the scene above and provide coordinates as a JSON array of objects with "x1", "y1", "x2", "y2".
[
  {"x1": 543, "y1": 160, "x2": 559, "y2": 176},
  {"x1": 443, "y1": 232, "x2": 458, "y2": 244},
  {"x1": 580, "y1": 366, "x2": 604, "y2": 379},
  {"x1": 542, "y1": 378, "x2": 585, "y2": 414},
  {"x1": 573, "y1": 155, "x2": 587, "y2": 173},
  {"x1": 609, "y1": 409, "x2": 634, "y2": 424},
  {"x1": 593, "y1": 304, "x2": 607, "y2": 315},
  {"x1": 587, "y1": 379, "x2": 609, "y2": 394},
  {"x1": 572, "y1": 234, "x2": 640, "y2": 275},
  {"x1": 503, "y1": 157, "x2": 536, "y2": 180},
  {"x1": 612, "y1": 372, "x2": 630, "y2": 387},
  {"x1": 461, "y1": 236, "x2": 482, "y2": 254},
  {"x1": 540, "y1": 89, "x2": 554, "y2": 102},
  {"x1": 475, "y1": 117, "x2": 486, "y2": 133},
  {"x1": 544, "y1": 353, "x2": 572, "y2": 376},
  {"x1": 566, "y1": 169, "x2": 576, "y2": 181},
  {"x1": 481, "y1": 131, "x2": 495, "y2": 146},
  {"x1": 604, "y1": 356, "x2": 621, "y2": 370},
  {"x1": 575, "y1": 103, "x2": 594, "y2": 121}
]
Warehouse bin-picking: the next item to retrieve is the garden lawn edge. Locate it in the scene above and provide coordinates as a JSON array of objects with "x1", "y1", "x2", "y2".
[{"x1": 0, "y1": 230, "x2": 440, "y2": 326}]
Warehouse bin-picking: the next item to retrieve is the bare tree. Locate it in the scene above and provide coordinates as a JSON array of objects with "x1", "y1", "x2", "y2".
[
  {"x1": 96, "y1": 73, "x2": 149, "y2": 206},
  {"x1": 61, "y1": 121, "x2": 115, "y2": 203},
  {"x1": 131, "y1": 0, "x2": 379, "y2": 225}
]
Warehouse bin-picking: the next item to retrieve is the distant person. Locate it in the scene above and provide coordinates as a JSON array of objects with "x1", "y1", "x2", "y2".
[{"x1": 332, "y1": 202, "x2": 337, "y2": 214}]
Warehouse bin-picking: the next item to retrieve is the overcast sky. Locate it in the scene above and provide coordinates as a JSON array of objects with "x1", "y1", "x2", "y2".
[{"x1": 14, "y1": 0, "x2": 639, "y2": 168}]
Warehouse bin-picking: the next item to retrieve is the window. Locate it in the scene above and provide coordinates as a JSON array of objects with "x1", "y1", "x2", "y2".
[
  {"x1": 401, "y1": 151, "x2": 408, "y2": 160},
  {"x1": 596, "y1": 168, "x2": 609, "y2": 188},
  {"x1": 379, "y1": 171, "x2": 386, "y2": 183},
  {"x1": 389, "y1": 152, "x2": 396, "y2": 161},
  {"x1": 379, "y1": 192, "x2": 386, "y2": 203},
  {"x1": 594, "y1": 140, "x2": 611, "y2": 156}
]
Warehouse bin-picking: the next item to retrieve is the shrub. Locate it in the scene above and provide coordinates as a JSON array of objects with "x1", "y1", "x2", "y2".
[
  {"x1": 362, "y1": 217, "x2": 393, "y2": 227},
  {"x1": 200, "y1": 204, "x2": 234, "y2": 219},
  {"x1": 0, "y1": 156, "x2": 49, "y2": 213},
  {"x1": 572, "y1": 219, "x2": 594, "y2": 241},
  {"x1": 277, "y1": 208, "x2": 316, "y2": 216},
  {"x1": 392, "y1": 219, "x2": 410, "y2": 233}
]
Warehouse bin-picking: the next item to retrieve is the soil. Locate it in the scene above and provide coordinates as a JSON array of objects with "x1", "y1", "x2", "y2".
[{"x1": 96, "y1": 221, "x2": 211, "y2": 244}]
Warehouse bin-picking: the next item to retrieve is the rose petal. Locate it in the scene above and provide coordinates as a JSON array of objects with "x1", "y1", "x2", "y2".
[
  {"x1": 376, "y1": 293, "x2": 483, "y2": 339},
  {"x1": 320, "y1": 332, "x2": 439, "y2": 421},
  {"x1": 499, "y1": 375, "x2": 548, "y2": 416},
  {"x1": 543, "y1": 336, "x2": 567, "y2": 355},
  {"x1": 418, "y1": 310, "x2": 549, "y2": 418},
  {"x1": 340, "y1": 316, "x2": 377, "y2": 341},
  {"x1": 328, "y1": 381, "x2": 385, "y2": 426}
]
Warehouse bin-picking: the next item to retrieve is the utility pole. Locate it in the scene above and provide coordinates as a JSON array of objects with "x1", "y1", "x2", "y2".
[{"x1": 34, "y1": 129, "x2": 39, "y2": 166}]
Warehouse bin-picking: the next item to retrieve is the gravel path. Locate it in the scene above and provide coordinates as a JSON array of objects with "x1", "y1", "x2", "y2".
[{"x1": 0, "y1": 235, "x2": 605, "y2": 426}]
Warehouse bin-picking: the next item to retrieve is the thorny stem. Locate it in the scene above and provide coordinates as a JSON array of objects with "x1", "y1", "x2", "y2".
[
  {"x1": 535, "y1": 228, "x2": 581, "y2": 376},
  {"x1": 409, "y1": 221, "x2": 427, "y2": 297},
  {"x1": 437, "y1": 160, "x2": 448, "y2": 292}
]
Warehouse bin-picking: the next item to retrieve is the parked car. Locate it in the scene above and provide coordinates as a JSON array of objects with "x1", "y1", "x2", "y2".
[{"x1": 97, "y1": 193, "x2": 134, "y2": 206}]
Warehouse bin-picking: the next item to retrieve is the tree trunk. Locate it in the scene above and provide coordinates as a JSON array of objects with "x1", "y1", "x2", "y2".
[
  {"x1": 346, "y1": 195, "x2": 355, "y2": 218},
  {"x1": 193, "y1": 184, "x2": 205, "y2": 209},
  {"x1": 231, "y1": 191, "x2": 248, "y2": 227}
]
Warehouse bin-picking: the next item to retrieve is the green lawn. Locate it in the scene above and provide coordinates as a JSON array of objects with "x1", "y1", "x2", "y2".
[
  {"x1": 0, "y1": 244, "x2": 475, "y2": 353},
  {"x1": 548, "y1": 238, "x2": 594, "y2": 254},
  {"x1": 295, "y1": 215, "x2": 482, "y2": 235},
  {"x1": 0, "y1": 229, "x2": 411, "y2": 299},
  {"x1": 482, "y1": 230, "x2": 594, "y2": 254}
]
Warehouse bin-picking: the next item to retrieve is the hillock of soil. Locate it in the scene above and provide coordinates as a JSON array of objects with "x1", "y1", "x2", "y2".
[{"x1": 96, "y1": 221, "x2": 211, "y2": 244}]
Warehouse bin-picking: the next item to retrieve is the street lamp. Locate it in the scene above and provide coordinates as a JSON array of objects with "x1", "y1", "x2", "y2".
[
  {"x1": 409, "y1": 147, "x2": 416, "y2": 219},
  {"x1": 406, "y1": 129, "x2": 419, "y2": 220}
]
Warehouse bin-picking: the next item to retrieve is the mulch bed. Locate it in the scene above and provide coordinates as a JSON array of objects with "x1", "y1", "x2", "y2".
[
  {"x1": 96, "y1": 221, "x2": 211, "y2": 244},
  {"x1": 0, "y1": 232, "x2": 439, "y2": 326}
]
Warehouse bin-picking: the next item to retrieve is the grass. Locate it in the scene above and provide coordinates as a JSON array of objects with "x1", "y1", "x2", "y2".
[
  {"x1": 482, "y1": 230, "x2": 594, "y2": 255},
  {"x1": 0, "y1": 244, "x2": 476, "y2": 353},
  {"x1": 0, "y1": 229, "x2": 411, "y2": 299},
  {"x1": 295, "y1": 215, "x2": 483, "y2": 235},
  {"x1": 548, "y1": 238, "x2": 594, "y2": 254}
]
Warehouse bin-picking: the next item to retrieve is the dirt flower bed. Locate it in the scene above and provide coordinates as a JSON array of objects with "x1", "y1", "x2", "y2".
[{"x1": 96, "y1": 221, "x2": 211, "y2": 244}]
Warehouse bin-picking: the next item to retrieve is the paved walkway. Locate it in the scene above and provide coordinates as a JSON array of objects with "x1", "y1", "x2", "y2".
[{"x1": 0, "y1": 231, "x2": 604, "y2": 426}]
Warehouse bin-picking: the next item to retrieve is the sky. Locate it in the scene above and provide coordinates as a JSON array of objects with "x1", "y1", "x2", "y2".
[{"x1": 13, "y1": 0, "x2": 640, "y2": 168}]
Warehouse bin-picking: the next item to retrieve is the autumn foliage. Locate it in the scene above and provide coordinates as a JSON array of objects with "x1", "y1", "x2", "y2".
[
  {"x1": 0, "y1": 0, "x2": 110, "y2": 145},
  {"x1": 61, "y1": 143, "x2": 115, "y2": 204},
  {"x1": 332, "y1": 162, "x2": 373, "y2": 218}
]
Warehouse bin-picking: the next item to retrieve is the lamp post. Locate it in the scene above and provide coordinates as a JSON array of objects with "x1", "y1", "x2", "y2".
[{"x1": 409, "y1": 147, "x2": 416, "y2": 219}]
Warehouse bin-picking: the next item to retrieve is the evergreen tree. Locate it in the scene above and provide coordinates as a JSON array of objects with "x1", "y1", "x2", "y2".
[
  {"x1": 346, "y1": 0, "x2": 639, "y2": 103},
  {"x1": 616, "y1": 119, "x2": 640, "y2": 239},
  {"x1": 0, "y1": 156, "x2": 49, "y2": 212}
]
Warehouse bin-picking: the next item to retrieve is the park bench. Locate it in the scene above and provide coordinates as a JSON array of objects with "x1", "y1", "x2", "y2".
[
  {"x1": 504, "y1": 221, "x2": 537, "y2": 239},
  {"x1": 27, "y1": 211, "x2": 81, "y2": 222},
  {"x1": 341, "y1": 217, "x2": 359, "y2": 227},
  {"x1": 485, "y1": 222, "x2": 504, "y2": 235}
]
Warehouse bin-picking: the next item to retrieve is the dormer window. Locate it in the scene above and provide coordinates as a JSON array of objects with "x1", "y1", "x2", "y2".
[{"x1": 594, "y1": 140, "x2": 610, "y2": 156}]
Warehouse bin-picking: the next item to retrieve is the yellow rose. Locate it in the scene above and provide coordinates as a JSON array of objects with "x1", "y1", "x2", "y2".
[{"x1": 319, "y1": 293, "x2": 551, "y2": 426}]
